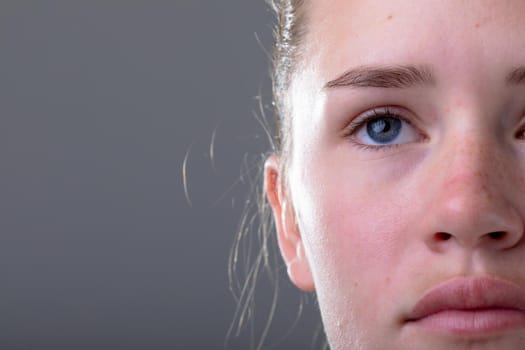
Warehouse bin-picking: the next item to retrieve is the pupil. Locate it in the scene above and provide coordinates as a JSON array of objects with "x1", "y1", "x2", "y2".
[{"x1": 366, "y1": 117, "x2": 402, "y2": 143}]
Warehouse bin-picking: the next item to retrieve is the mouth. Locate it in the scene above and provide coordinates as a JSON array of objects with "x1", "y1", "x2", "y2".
[{"x1": 405, "y1": 276, "x2": 525, "y2": 336}]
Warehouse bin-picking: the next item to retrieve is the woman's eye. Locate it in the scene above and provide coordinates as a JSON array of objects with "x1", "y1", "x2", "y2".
[
  {"x1": 348, "y1": 108, "x2": 422, "y2": 148},
  {"x1": 363, "y1": 117, "x2": 402, "y2": 144}
]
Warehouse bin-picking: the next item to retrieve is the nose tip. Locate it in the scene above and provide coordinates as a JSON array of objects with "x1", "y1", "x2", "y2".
[
  {"x1": 425, "y1": 179, "x2": 524, "y2": 251},
  {"x1": 424, "y1": 138, "x2": 524, "y2": 252}
]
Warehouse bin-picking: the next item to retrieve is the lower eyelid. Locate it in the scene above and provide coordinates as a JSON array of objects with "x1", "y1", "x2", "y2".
[{"x1": 351, "y1": 141, "x2": 406, "y2": 152}]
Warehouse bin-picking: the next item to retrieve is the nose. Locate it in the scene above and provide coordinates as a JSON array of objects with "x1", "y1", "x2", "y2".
[{"x1": 422, "y1": 132, "x2": 524, "y2": 252}]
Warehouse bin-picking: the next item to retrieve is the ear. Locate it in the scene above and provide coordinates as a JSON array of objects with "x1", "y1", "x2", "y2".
[{"x1": 264, "y1": 154, "x2": 315, "y2": 292}]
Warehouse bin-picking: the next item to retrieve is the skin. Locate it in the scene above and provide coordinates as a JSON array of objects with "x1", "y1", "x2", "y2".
[{"x1": 265, "y1": 1, "x2": 525, "y2": 349}]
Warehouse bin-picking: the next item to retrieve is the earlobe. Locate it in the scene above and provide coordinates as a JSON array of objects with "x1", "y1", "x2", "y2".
[
  {"x1": 264, "y1": 154, "x2": 315, "y2": 292},
  {"x1": 287, "y1": 238, "x2": 315, "y2": 292}
]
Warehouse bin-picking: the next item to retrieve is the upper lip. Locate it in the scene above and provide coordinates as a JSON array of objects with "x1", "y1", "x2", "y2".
[{"x1": 406, "y1": 276, "x2": 525, "y2": 322}]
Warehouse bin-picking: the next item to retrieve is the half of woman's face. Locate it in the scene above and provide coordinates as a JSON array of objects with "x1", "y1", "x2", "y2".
[{"x1": 268, "y1": 0, "x2": 525, "y2": 349}]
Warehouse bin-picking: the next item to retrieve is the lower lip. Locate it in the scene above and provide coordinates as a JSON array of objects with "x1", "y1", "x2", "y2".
[{"x1": 411, "y1": 309, "x2": 525, "y2": 335}]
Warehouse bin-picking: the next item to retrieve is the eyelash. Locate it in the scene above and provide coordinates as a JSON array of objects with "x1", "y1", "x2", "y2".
[{"x1": 342, "y1": 106, "x2": 417, "y2": 151}]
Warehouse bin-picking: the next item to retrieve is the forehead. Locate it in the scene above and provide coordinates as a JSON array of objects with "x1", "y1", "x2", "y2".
[{"x1": 302, "y1": 0, "x2": 525, "y2": 87}]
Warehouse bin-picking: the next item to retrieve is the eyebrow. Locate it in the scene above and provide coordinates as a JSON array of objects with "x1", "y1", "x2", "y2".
[
  {"x1": 324, "y1": 65, "x2": 435, "y2": 89},
  {"x1": 325, "y1": 65, "x2": 525, "y2": 89}
]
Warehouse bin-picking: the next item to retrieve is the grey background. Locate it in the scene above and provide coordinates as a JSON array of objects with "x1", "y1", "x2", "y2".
[{"x1": 0, "y1": 2, "x2": 322, "y2": 349}]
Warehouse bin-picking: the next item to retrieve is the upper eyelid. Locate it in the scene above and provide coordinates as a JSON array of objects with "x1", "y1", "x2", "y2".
[{"x1": 343, "y1": 106, "x2": 413, "y2": 135}]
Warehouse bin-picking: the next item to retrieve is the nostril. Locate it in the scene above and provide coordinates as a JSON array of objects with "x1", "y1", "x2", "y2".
[
  {"x1": 488, "y1": 231, "x2": 506, "y2": 240},
  {"x1": 434, "y1": 232, "x2": 452, "y2": 241}
]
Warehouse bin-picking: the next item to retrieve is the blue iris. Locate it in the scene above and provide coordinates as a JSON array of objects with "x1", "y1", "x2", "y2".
[{"x1": 366, "y1": 117, "x2": 402, "y2": 144}]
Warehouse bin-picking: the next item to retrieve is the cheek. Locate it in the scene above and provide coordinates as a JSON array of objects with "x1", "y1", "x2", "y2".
[
  {"x1": 304, "y1": 178, "x2": 406, "y2": 291},
  {"x1": 295, "y1": 148, "x2": 414, "y2": 284},
  {"x1": 291, "y1": 152, "x2": 424, "y2": 337}
]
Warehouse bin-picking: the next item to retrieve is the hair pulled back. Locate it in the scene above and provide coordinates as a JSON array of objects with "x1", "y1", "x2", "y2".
[
  {"x1": 268, "y1": 0, "x2": 307, "y2": 177},
  {"x1": 227, "y1": 1, "x2": 324, "y2": 350}
]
